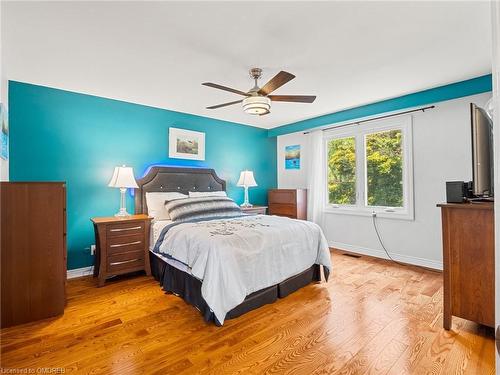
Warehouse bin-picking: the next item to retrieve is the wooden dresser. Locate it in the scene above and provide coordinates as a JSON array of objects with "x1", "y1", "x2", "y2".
[
  {"x1": 91, "y1": 214, "x2": 152, "y2": 287},
  {"x1": 1, "y1": 182, "x2": 67, "y2": 328},
  {"x1": 438, "y1": 202, "x2": 494, "y2": 329},
  {"x1": 268, "y1": 189, "x2": 307, "y2": 219}
]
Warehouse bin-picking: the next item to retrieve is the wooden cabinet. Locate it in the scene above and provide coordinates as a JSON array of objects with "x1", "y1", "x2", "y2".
[
  {"x1": 91, "y1": 214, "x2": 152, "y2": 287},
  {"x1": 438, "y1": 202, "x2": 495, "y2": 329},
  {"x1": 241, "y1": 205, "x2": 268, "y2": 215},
  {"x1": 1, "y1": 182, "x2": 67, "y2": 328},
  {"x1": 268, "y1": 189, "x2": 307, "y2": 219}
]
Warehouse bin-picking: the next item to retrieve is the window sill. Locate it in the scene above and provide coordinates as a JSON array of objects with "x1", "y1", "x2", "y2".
[{"x1": 324, "y1": 207, "x2": 414, "y2": 221}]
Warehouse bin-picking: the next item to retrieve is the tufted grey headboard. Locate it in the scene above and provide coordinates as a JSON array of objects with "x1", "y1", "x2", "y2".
[{"x1": 134, "y1": 166, "x2": 226, "y2": 214}]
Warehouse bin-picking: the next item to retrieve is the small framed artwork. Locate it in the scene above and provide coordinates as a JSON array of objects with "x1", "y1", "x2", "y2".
[
  {"x1": 285, "y1": 144, "x2": 300, "y2": 170},
  {"x1": 0, "y1": 104, "x2": 8, "y2": 160},
  {"x1": 169, "y1": 127, "x2": 205, "y2": 160}
]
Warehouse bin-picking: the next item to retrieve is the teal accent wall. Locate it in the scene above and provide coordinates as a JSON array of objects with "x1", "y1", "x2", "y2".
[
  {"x1": 9, "y1": 81, "x2": 277, "y2": 270},
  {"x1": 268, "y1": 74, "x2": 493, "y2": 137}
]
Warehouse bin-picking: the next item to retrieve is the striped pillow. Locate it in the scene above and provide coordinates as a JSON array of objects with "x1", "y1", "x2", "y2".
[{"x1": 164, "y1": 196, "x2": 242, "y2": 222}]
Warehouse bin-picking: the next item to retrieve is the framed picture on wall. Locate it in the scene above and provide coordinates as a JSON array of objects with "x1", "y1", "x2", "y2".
[
  {"x1": 0, "y1": 104, "x2": 8, "y2": 160},
  {"x1": 169, "y1": 127, "x2": 205, "y2": 160},
  {"x1": 285, "y1": 144, "x2": 300, "y2": 169}
]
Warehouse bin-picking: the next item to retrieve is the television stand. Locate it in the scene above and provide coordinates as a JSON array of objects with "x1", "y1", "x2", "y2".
[{"x1": 437, "y1": 202, "x2": 494, "y2": 329}]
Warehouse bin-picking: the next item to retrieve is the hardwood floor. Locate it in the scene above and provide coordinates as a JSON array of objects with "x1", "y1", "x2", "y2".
[{"x1": 1, "y1": 250, "x2": 495, "y2": 374}]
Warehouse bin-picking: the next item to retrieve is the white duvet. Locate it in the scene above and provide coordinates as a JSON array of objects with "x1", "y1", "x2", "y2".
[{"x1": 155, "y1": 214, "x2": 332, "y2": 324}]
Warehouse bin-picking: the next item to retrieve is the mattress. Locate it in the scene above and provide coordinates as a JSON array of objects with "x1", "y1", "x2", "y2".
[{"x1": 150, "y1": 219, "x2": 192, "y2": 275}]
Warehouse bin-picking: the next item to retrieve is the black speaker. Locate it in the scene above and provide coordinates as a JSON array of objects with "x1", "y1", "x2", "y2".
[
  {"x1": 463, "y1": 181, "x2": 474, "y2": 199},
  {"x1": 446, "y1": 181, "x2": 466, "y2": 203}
]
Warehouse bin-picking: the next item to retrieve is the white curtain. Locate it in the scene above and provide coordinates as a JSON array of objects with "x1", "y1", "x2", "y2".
[
  {"x1": 307, "y1": 130, "x2": 325, "y2": 227},
  {"x1": 491, "y1": 1, "x2": 500, "y2": 372}
]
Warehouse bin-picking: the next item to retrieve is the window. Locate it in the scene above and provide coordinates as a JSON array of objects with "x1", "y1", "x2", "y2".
[
  {"x1": 325, "y1": 116, "x2": 413, "y2": 219},
  {"x1": 365, "y1": 129, "x2": 403, "y2": 207},
  {"x1": 327, "y1": 136, "x2": 356, "y2": 205}
]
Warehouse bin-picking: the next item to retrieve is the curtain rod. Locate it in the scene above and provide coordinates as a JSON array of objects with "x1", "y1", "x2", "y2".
[{"x1": 303, "y1": 105, "x2": 436, "y2": 134}]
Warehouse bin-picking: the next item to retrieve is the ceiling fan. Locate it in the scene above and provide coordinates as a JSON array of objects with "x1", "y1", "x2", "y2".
[{"x1": 202, "y1": 68, "x2": 316, "y2": 116}]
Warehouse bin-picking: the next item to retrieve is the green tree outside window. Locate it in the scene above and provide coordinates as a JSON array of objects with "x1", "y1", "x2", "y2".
[
  {"x1": 366, "y1": 130, "x2": 403, "y2": 207},
  {"x1": 327, "y1": 137, "x2": 356, "y2": 204}
]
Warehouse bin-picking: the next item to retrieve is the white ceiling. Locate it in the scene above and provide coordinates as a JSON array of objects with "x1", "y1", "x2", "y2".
[{"x1": 2, "y1": 1, "x2": 492, "y2": 129}]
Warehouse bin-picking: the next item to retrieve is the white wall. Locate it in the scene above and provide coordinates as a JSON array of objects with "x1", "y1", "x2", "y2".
[
  {"x1": 277, "y1": 92, "x2": 491, "y2": 269},
  {"x1": 0, "y1": 1, "x2": 8, "y2": 181}
]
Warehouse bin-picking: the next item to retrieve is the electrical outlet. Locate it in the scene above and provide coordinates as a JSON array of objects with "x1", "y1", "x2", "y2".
[{"x1": 90, "y1": 244, "x2": 96, "y2": 255}]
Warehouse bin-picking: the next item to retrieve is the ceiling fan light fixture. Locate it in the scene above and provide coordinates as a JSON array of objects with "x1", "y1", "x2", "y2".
[
  {"x1": 242, "y1": 96, "x2": 271, "y2": 115},
  {"x1": 203, "y1": 69, "x2": 315, "y2": 114}
]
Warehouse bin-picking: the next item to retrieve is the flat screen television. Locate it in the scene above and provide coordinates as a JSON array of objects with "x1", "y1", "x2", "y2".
[{"x1": 471, "y1": 103, "x2": 494, "y2": 198}]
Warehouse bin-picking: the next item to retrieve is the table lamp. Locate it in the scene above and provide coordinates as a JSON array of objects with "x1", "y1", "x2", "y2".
[
  {"x1": 108, "y1": 165, "x2": 139, "y2": 217},
  {"x1": 237, "y1": 170, "x2": 258, "y2": 208}
]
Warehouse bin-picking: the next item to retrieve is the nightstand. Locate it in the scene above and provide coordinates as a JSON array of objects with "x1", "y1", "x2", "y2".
[
  {"x1": 241, "y1": 205, "x2": 268, "y2": 215},
  {"x1": 91, "y1": 214, "x2": 153, "y2": 287}
]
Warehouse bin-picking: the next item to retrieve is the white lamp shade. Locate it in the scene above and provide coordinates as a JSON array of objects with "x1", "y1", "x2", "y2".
[
  {"x1": 237, "y1": 170, "x2": 258, "y2": 187},
  {"x1": 108, "y1": 166, "x2": 139, "y2": 189}
]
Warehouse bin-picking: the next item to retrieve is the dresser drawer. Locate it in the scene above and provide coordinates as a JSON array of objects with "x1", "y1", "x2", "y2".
[
  {"x1": 269, "y1": 203, "x2": 297, "y2": 217},
  {"x1": 269, "y1": 190, "x2": 297, "y2": 204},
  {"x1": 107, "y1": 251, "x2": 145, "y2": 273},
  {"x1": 107, "y1": 222, "x2": 144, "y2": 237},
  {"x1": 107, "y1": 234, "x2": 144, "y2": 255}
]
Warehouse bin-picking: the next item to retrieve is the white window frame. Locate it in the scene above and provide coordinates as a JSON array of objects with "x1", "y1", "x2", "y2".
[{"x1": 324, "y1": 115, "x2": 414, "y2": 220}]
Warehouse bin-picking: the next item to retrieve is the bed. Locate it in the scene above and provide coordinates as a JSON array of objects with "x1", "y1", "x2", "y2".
[{"x1": 136, "y1": 166, "x2": 331, "y2": 325}]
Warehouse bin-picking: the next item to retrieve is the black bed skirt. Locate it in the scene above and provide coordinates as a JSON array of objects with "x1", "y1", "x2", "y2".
[{"x1": 150, "y1": 252, "x2": 324, "y2": 326}]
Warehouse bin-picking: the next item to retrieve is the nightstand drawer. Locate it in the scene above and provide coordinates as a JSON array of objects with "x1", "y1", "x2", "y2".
[
  {"x1": 241, "y1": 206, "x2": 267, "y2": 215},
  {"x1": 107, "y1": 234, "x2": 144, "y2": 255},
  {"x1": 107, "y1": 251, "x2": 144, "y2": 273},
  {"x1": 107, "y1": 222, "x2": 144, "y2": 237}
]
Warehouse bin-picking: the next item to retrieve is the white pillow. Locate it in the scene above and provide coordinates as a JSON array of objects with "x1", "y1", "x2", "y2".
[
  {"x1": 188, "y1": 191, "x2": 227, "y2": 198},
  {"x1": 146, "y1": 192, "x2": 188, "y2": 220}
]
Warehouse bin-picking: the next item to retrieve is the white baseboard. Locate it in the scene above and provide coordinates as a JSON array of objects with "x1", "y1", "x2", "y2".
[
  {"x1": 329, "y1": 241, "x2": 443, "y2": 270},
  {"x1": 67, "y1": 266, "x2": 94, "y2": 279}
]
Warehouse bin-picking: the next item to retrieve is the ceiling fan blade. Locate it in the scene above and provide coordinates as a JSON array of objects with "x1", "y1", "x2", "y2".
[
  {"x1": 202, "y1": 82, "x2": 250, "y2": 97},
  {"x1": 206, "y1": 100, "x2": 243, "y2": 109},
  {"x1": 258, "y1": 71, "x2": 295, "y2": 95},
  {"x1": 268, "y1": 95, "x2": 316, "y2": 103}
]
